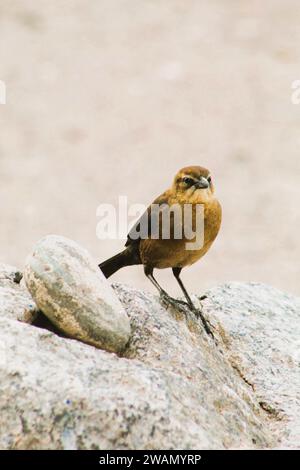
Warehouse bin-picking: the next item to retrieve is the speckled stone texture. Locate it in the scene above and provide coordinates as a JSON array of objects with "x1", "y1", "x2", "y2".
[
  {"x1": 1, "y1": 257, "x2": 299, "y2": 449},
  {"x1": 0, "y1": 263, "x2": 37, "y2": 323},
  {"x1": 203, "y1": 282, "x2": 300, "y2": 449}
]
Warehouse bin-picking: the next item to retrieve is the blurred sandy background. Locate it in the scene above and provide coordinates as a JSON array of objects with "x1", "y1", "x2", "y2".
[{"x1": 0, "y1": 0, "x2": 299, "y2": 297}]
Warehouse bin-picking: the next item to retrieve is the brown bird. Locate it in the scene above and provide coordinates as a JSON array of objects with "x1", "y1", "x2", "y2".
[{"x1": 99, "y1": 166, "x2": 222, "y2": 335}]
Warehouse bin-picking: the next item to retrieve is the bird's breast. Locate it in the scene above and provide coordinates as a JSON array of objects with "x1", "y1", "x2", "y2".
[{"x1": 139, "y1": 195, "x2": 222, "y2": 269}]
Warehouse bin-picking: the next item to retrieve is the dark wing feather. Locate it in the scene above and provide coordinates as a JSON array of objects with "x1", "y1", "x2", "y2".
[{"x1": 125, "y1": 191, "x2": 170, "y2": 248}]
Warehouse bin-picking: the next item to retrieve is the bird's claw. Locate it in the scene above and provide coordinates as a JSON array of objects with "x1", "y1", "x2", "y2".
[
  {"x1": 160, "y1": 293, "x2": 214, "y2": 338},
  {"x1": 159, "y1": 292, "x2": 189, "y2": 313},
  {"x1": 187, "y1": 302, "x2": 214, "y2": 338},
  {"x1": 194, "y1": 309, "x2": 215, "y2": 338},
  {"x1": 199, "y1": 294, "x2": 208, "y2": 301}
]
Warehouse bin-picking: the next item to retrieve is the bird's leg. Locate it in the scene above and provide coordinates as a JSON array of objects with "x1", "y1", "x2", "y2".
[
  {"x1": 144, "y1": 266, "x2": 168, "y2": 297},
  {"x1": 172, "y1": 268, "x2": 194, "y2": 309},
  {"x1": 144, "y1": 266, "x2": 188, "y2": 310},
  {"x1": 172, "y1": 267, "x2": 214, "y2": 337}
]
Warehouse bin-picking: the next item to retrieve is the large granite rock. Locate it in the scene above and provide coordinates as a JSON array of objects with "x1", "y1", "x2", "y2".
[
  {"x1": 24, "y1": 235, "x2": 131, "y2": 353},
  {"x1": 1, "y1": 259, "x2": 299, "y2": 449},
  {"x1": 0, "y1": 260, "x2": 300, "y2": 449}
]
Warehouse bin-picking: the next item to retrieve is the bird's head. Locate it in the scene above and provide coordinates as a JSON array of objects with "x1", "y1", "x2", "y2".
[{"x1": 172, "y1": 166, "x2": 215, "y2": 201}]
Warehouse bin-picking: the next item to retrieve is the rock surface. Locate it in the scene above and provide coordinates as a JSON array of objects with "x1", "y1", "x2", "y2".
[
  {"x1": 204, "y1": 282, "x2": 300, "y2": 449},
  {"x1": 0, "y1": 261, "x2": 299, "y2": 449},
  {"x1": 0, "y1": 263, "x2": 37, "y2": 323},
  {"x1": 24, "y1": 235, "x2": 131, "y2": 353}
]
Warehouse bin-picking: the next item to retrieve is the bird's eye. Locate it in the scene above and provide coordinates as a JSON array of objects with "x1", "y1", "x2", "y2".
[
  {"x1": 207, "y1": 176, "x2": 212, "y2": 184},
  {"x1": 182, "y1": 177, "x2": 195, "y2": 185}
]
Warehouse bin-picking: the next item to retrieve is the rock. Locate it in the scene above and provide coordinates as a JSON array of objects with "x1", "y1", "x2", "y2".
[
  {"x1": 0, "y1": 261, "x2": 299, "y2": 449},
  {"x1": 203, "y1": 282, "x2": 300, "y2": 449},
  {"x1": 0, "y1": 263, "x2": 37, "y2": 323},
  {"x1": 24, "y1": 235, "x2": 131, "y2": 353}
]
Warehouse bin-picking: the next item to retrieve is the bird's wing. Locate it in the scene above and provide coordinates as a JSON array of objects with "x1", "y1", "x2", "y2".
[{"x1": 125, "y1": 190, "x2": 170, "y2": 247}]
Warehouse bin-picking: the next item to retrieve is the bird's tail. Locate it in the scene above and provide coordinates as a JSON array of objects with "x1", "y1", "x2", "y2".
[{"x1": 99, "y1": 248, "x2": 140, "y2": 278}]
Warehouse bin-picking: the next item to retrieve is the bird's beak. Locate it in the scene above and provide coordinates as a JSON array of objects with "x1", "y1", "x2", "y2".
[{"x1": 195, "y1": 177, "x2": 209, "y2": 189}]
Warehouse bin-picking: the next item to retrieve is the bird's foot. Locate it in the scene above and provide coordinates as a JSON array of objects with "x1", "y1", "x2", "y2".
[
  {"x1": 159, "y1": 292, "x2": 189, "y2": 314},
  {"x1": 160, "y1": 292, "x2": 214, "y2": 339},
  {"x1": 194, "y1": 309, "x2": 214, "y2": 338},
  {"x1": 185, "y1": 301, "x2": 214, "y2": 338}
]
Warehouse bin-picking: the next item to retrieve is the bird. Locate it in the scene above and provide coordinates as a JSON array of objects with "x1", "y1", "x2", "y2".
[{"x1": 99, "y1": 166, "x2": 222, "y2": 336}]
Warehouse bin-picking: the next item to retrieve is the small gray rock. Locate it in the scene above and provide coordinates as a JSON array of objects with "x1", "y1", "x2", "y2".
[{"x1": 24, "y1": 235, "x2": 131, "y2": 353}]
